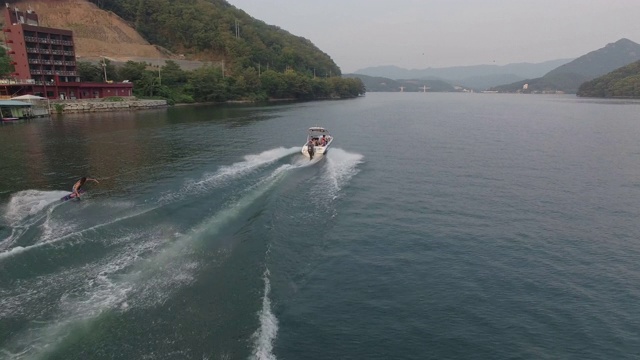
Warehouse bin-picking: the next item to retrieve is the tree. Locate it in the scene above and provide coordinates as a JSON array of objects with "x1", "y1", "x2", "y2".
[
  {"x1": 260, "y1": 70, "x2": 286, "y2": 98},
  {"x1": 0, "y1": 47, "x2": 14, "y2": 77},
  {"x1": 119, "y1": 60, "x2": 147, "y2": 82},
  {"x1": 77, "y1": 61, "x2": 102, "y2": 82},
  {"x1": 186, "y1": 66, "x2": 227, "y2": 102},
  {"x1": 135, "y1": 71, "x2": 162, "y2": 97},
  {"x1": 160, "y1": 60, "x2": 187, "y2": 86}
]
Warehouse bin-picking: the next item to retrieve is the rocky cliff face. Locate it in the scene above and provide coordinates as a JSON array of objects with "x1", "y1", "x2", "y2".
[{"x1": 6, "y1": 0, "x2": 168, "y2": 61}]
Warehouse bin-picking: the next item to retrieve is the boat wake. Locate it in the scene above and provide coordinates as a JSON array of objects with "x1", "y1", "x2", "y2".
[
  {"x1": 159, "y1": 147, "x2": 299, "y2": 203},
  {"x1": 250, "y1": 268, "x2": 278, "y2": 360},
  {"x1": 0, "y1": 203, "x2": 161, "y2": 261},
  {"x1": 320, "y1": 148, "x2": 364, "y2": 200},
  {"x1": 0, "y1": 190, "x2": 68, "y2": 249},
  {"x1": 2, "y1": 190, "x2": 68, "y2": 225},
  {"x1": 0, "y1": 146, "x2": 365, "y2": 359}
]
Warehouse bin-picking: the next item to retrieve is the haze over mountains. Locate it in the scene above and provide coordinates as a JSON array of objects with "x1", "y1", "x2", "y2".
[
  {"x1": 349, "y1": 38, "x2": 640, "y2": 94},
  {"x1": 352, "y1": 59, "x2": 572, "y2": 90},
  {"x1": 492, "y1": 38, "x2": 640, "y2": 93}
]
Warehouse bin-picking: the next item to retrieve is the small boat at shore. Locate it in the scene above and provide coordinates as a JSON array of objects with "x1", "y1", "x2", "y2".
[{"x1": 301, "y1": 127, "x2": 333, "y2": 159}]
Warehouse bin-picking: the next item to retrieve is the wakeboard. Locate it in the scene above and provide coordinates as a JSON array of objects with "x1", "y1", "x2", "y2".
[{"x1": 61, "y1": 189, "x2": 85, "y2": 201}]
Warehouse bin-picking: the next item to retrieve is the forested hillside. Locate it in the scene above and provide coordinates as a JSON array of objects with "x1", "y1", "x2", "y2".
[
  {"x1": 577, "y1": 61, "x2": 640, "y2": 98},
  {"x1": 87, "y1": 0, "x2": 340, "y2": 77}
]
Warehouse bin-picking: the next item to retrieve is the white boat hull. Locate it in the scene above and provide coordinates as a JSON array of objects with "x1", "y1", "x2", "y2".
[
  {"x1": 301, "y1": 145, "x2": 328, "y2": 157},
  {"x1": 302, "y1": 139, "x2": 332, "y2": 158}
]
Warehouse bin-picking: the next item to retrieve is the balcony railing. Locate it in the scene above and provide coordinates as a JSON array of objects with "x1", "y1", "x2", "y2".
[
  {"x1": 64, "y1": 51, "x2": 75, "y2": 56},
  {"x1": 54, "y1": 70, "x2": 78, "y2": 76},
  {"x1": 0, "y1": 78, "x2": 37, "y2": 85},
  {"x1": 28, "y1": 58, "x2": 41, "y2": 64}
]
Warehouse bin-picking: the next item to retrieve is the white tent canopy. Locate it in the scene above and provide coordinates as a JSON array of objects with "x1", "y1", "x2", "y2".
[{"x1": 11, "y1": 94, "x2": 47, "y2": 100}]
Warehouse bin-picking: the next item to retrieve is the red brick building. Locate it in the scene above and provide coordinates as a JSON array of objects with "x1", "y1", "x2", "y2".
[{"x1": 1, "y1": 5, "x2": 132, "y2": 99}]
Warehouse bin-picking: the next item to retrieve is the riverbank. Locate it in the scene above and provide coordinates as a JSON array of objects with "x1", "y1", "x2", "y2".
[
  {"x1": 44, "y1": 95, "x2": 357, "y2": 115},
  {"x1": 47, "y1": 97, "x2": 168, "y2": 114}
]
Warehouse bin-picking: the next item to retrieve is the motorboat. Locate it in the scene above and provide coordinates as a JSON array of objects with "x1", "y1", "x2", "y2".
[{"x1": 301, "y1": 127, "x2": 333, "y2": 159}]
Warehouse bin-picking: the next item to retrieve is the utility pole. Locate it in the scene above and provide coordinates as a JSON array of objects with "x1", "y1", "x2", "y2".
[
  {"x1": 222, "y1": 60, "x2": 225, "y2": 78},
  {"x1": 235, "y1": 19, "x2": 239, "y2": 38},
  {"x1": 102, "y1": 56, "x2": 108, "y2": 82},
  {"x1": 158, "y1": 58, "x2": 161, "y2": 86}
]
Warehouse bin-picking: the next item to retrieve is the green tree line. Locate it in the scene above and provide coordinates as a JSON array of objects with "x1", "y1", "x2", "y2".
[{"x1": 79, "y1": 59, "x2": 365, "y2": 103}]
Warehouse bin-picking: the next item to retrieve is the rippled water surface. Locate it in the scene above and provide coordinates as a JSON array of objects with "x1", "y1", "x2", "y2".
[{"x1": 1, "y1": 94, "x2": 639, "y2": 359}]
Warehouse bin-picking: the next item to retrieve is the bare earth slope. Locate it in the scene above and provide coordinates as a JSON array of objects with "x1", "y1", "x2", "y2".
[{"x1": 11, "y1": 0, "x2": 166, "y2": 61}]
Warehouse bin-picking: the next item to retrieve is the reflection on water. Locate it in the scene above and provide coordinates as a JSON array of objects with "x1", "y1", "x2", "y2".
[{"x1": 0, "y1": 104, "x2": 281, "y2": 202}]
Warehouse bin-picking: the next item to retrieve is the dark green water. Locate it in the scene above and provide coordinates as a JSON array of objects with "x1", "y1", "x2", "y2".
[{"x1": 1, "y1": 94, "x2": 640, "y2": 359}]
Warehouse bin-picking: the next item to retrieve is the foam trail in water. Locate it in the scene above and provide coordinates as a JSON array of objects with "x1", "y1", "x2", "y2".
[
  {"x1": 41, "y1": 200, "x2": 139, "y2": 243},
  {"x1": 2, "y1": 190, "x2": 68, "y2": 225},
  {"x1": 1, "y1": 190, "x2": 68, "y2": 248},
  {"x1": 318, "y1": 148, "x2": 364, "y2": 200},
  {"x1": 40, "y1": 204, "x2": 78, "y2": 242},
  {"x1": 0, "y1": 205, "x2": 160, "y2": 261},
  {"x1": 160, "y1": 147, "x2": 298, "y2": 203},
  {"x1": 193, "y1": 147, "x2": 297, "y2": 188},
  {"x1": 150, "y1": 164, "x2": 292, "y2": 270},
  {"x1": 8, "y1": 164, "x2": 294, "y2": 358},
  {"x1": 0, "y1": 229, "x2": 174, "y2": 358},
  {"x1": 291, "y1": 153, "x2": 324, "y2": 167},
  {"x1": 250, "y1": 268, "x2": 278, "y2": 360}
]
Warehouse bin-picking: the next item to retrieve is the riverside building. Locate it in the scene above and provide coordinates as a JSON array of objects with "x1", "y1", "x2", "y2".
[{"x1": 1, "y1": 5, "x2": 132, "y2": 99}]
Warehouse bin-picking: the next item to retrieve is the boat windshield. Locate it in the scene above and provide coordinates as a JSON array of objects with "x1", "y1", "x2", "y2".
[{"x1": 308, "y1": 128, "x2": 329, "y2": 136}]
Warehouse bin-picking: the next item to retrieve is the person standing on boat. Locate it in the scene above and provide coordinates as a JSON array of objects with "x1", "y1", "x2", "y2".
[{"x1": 307, "y1": 139, "x2": 315, "y2": 160}]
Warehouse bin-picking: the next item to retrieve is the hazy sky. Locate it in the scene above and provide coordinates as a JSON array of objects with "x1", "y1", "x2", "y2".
[{"x1": 226, "y1": 0, "x2": 640, "y2": 73}]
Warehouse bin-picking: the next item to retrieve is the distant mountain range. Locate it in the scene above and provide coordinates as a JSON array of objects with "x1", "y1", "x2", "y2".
[
  {"x1": 492, "y1": 38, "x2": 640, "y2": 94},
  {"x1": 352, "y1": 59, "x2": 573, "y2": 90},
  {"x1": 342, "y1": 74, "x2": 455, "y2": 92},
  {"x1": 348, "y1": 38, "x2": 640, "y2": 95}
]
